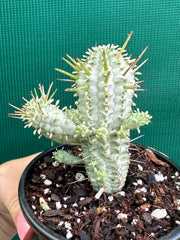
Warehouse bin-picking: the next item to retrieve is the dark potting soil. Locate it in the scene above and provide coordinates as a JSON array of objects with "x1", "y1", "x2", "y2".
[{"x1": 25, "y1": 144, "x2": 180, "y2": 240}]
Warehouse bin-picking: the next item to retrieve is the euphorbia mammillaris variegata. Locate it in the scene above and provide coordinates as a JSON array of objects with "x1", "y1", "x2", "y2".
[{"x1": 10, "y1": 32, "x2": 151, "y2": 193}]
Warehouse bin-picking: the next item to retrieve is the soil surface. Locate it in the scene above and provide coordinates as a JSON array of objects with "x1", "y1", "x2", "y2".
[{"x1": 25, "y1": 144, "x2": 180, "y2": 239}]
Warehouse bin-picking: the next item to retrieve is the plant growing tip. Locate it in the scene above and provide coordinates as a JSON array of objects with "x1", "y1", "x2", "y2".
[{"x1": 10, "y1": 34, "x2": 151, "y2": 193}]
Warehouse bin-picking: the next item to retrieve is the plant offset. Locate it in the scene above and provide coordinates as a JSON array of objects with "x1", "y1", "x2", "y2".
[{"x1": 10, "y1": 32, "x2": 151, "y2": 193}]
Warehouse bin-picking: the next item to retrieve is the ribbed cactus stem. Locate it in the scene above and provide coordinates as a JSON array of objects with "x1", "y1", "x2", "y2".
[
  {"x1": 9, "y1": 84, "x2": 80, "y2": 144},
  {"x1": 82, "y1": 136, "x2": 130, "y2": 192},
  {"x1": 10, "y1": 34, "x2": 152, "y2": 193}
]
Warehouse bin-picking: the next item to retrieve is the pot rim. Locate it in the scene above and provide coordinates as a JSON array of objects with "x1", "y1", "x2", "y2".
[{"x1": 18, "y1": 144, "x2": 180, "y2": 240}]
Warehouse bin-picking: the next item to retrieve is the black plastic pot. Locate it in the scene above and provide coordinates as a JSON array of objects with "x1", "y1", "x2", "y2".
[{"x1": 18, "y1": 144, "x2": 180, "y2": 240}]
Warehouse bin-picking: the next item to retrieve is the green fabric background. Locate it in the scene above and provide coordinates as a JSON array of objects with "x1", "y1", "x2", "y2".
[{"x1": 0, "y1": 1, "x2": 179, "y2": 238}]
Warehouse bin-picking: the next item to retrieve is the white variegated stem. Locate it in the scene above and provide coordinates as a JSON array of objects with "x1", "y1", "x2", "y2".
[{"x1": 81, "y1": 135, "x2": 130, "y2": 193}]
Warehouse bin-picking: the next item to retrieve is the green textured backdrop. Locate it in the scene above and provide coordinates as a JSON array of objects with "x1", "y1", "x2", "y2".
[{"x1": 0, "y1": 1, "x2": 179, "y2": 239}]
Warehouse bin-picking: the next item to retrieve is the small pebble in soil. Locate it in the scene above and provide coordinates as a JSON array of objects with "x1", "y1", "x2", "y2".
[
  {"x1": 56, "y1": 184, "x2": 61, "y2": 188},
  {"x1": 138, "y1": 164, "x2": 143, "y2": 171},
  {"x1": 115, "y1": 224, "x2": 121, "y2": 228},
  {"x1": 58, "y1": 221, "x2": 64, "y2": 227},
  {"x1": 56, "y1": 202, "x2": 62, "y2": 210},
  {"x1": 137, "y1": 179, "x2": 143, "y2": 185},
  {"x1": 32, "y1": 196, "x2": 36, "y2": 201},
  {"x1": 44, "y1": 179, "x2": 52, "y2": 186},
  {"x1": 151, "y1": 209, "x2": 167, "y2": 219},
  {"x1": 131, "y1": 218, "x2": 138, "y2": 225},
  {"x1": 133, "y1": 179, "x2": 143, "y2": 186},
  {"x1": 77, "y1": 218, "x2": 81, "y2": 223},
  {"x1": 72, "y1": 203, "x2": 78, "y2": 207},
  {"x1": 132, "y1": 232, "x2": 136, "y2": 236},
  {"x1": 154, "y1": 171, "x2": 167, "y2": 182},
  {"x1": 135, "y1": 187, "x2": 147, "y2": 193},
  {"x1": 65, "y1": 221, "x2": 72, "y2": 230},
  {"x1": 40, "y1": 174, "x2": 46, "y2": 179},
  {"x1": 39, "y1": 163, "x2": 47, "y2": 169},
  {"x1": 116, "y1": 191, "x2": 125, "y2": 197},
  {"x1": 52, "y1": 161, "x2": 60, "y2": 167},
  {"x1": 31, "y1": 205, "x2": 36, "y2": 210},
  {"x1": 63, "y1": 196, "x2": 71, "y2": 201},
  {"x1": 117, "y1": 213, "x2": 128, "y2": 220},
  {"x1": 108, "y1": 195, "x2": 114, "y2": 202},
  {"x1": 44, "y1": 188, "x2": 51, "y2": 195},
  {"x1": 66, "y1": 230, "x2": 73, "y2": 239}
]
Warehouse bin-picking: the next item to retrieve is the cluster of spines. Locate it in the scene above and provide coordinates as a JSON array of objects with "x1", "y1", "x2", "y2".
[{"x1": 56, "y1": 32, "x2": 148, "y2": 92}]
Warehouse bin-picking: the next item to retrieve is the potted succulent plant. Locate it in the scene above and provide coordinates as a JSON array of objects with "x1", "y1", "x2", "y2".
[{"x1": 10, "y1": 32, "x2": 180, "y2": 239}]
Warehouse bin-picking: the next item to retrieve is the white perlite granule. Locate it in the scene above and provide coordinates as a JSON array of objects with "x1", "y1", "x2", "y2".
[
  {"x1": 32, "y1": 196, "x2": 36, "y2": 201},
  {"x1": 65, "y1": 221, "x2": 72, "y2": 229},
  {"x1": 137, "y1": 179, "x2": 143, "y2": 185},
  {"x1": 151, "y1": 209, "x2": 167, "y2": 219},
  {"x1": 108, "y1": 195, "x2": 114, "y2": 202},
  {"x1": 56, "y1": 201, "x2": 62, "y2": 210},
  {"x1": 72, "y1": 203, "x2": 78, "y2": 207},
  {"x1": 66, "y1": 230, "x2": 73, "y2": 239},
  {"x1": 44, "y1": 179, "x2": 52, "y2": 186},
  {"x1": 52, "y1": 161, "x2": 60, "y2": 167},
  {"x1": 116, "y1": 191, "x2": 125, "y2": 197},
  {"x1": 117, "y1": 213, "x2": 128, "y2": 220},
  {"x1": 40, "y1": 174, "x2": 46, "y2": 179},
  {"x1": 135, "y1": 187, "x2": 147, "y2": 194},
  {"x1": 77, "y1": 218, "x2": 81, "y2": 223},
  {"x1": 44, "y1": 188, "x2": 51, "y2": 195},
  {"x1": 31, "y1": 205, "x2": 36, "y2": 210},
  {"x1": 63, "y1": 196, "x2": 71, "y2": 201},
  {"x1": 119, "y1": 191, "x2": 125, "y2": 196},
  {"x1": 154, "y1": 172, "x2": 167, "y2": 182},
  {"x1": 131, "y1": 218, "x2": 138, "y2": 225},
  {"x1": 58, "y1": 221, "x2": 64, "y2": 227},
  {"x1": 138, "y1": 164, "x2": 143, "y2": 171},
  {"x1": 115, "y1": 210, "x2": 120, "y2": 214}
]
